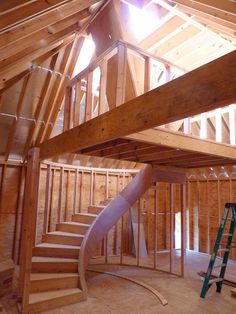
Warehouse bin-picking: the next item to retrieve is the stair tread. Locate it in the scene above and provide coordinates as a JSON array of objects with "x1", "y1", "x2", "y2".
[
  {"x1": 32, "y1": 256, "x2": 77, "y2": 263},
  {"x1": 35, "y1": 243, "x2": 80, "y2": 249},
  {"x1": 59, "y1": 221, "x2": 90, "y2": 227},
  {"x1": 31, "y1": 273, "x2": 78, "y2": 280},
  {"x1": 46, "y1": 231, "x2": 84, "y2": 238},
  {"x1": 73, "y1": 213, "x2": 97, "y2": 217},
  {"x1": 29, "y1": 288, "x2": 82, "y2": 304},
  {"x1": 88, "y1": 205, "x2": 105, "y2": 208}
]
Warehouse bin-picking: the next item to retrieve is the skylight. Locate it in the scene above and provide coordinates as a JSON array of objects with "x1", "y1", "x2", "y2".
[
  {"x1": 127, "y1": 3, "x2": 160, "y2": 42},
  {"x1": 73, "y1": 36, "x2": 95, "y2": 77}
]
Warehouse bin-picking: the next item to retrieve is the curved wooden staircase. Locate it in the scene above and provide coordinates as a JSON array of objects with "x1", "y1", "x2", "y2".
[
  {"x1": 27, "y1": 211, "x2": 98, "y2": 313},
  {"x1": 20, "y1": 164, "x2": 183, "y2": 313}
]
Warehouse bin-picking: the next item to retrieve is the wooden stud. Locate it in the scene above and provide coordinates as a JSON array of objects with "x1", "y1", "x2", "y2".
[
  {"x1": 229, "y1": 104, "x2": 236, "y2": 145},
  {"x1": 115, "y1": 44, "x2": 127, "y2": 107},
  {"x1": 85, "y1": 72, "x2": 93, "y2": 122},
  {"x1": 63, "y1": 85, "x2": 73, "y2": 131},
  {"x1": 13, "y1": 165, "x2": 26, "y2": 264},
  {"x1": 180, "y1": 184, "x2": 186, "y2": 277},
  {"x1": 43, "y1": 165, "x2": 51, "y2": 234},
  {"x1": 99, "y1": 60, "x2": 108, "y2": 115},
  {"x1": 0, "y1": 164, "x2": 6, "y2": 214},
  {"x1": 144, "y1": 57, "x2": 151, "y2": 93},
  {"x1": 73, "y1": 170, "x2": 78, "y2": 214},
  {"x1": 79, "y1": 171, "x2": 83, "y2": 212},
  {"x1": 154, "y1": 182, "x2": 158, "y2": 269},
  {"x1": 19, "y1": 148, "x2": 40, "y2": 313},
  {"x1": 49, "y1": 168, "x2": 55, "y2": 232},
  {"x1": 170, "y1": 184, "x2": 174, "y2": 273},
  {"x1": 58, "y1": 167, "x2": 64, "y2": 223}
]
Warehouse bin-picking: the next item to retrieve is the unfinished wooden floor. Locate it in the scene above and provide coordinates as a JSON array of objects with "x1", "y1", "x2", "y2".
[{"x1": 1, "y1": 251, "x2": 236, "y2": 314}]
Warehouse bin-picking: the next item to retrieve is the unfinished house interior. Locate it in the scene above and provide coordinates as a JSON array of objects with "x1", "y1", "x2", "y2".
[{"x1": 0, "y1": 0, "x2": 236, "y2": 313}]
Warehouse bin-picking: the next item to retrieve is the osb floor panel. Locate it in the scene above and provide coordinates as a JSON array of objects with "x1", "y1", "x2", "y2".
[{"x1": 1, "y1": 251, "x2": 236, "y2": 314}]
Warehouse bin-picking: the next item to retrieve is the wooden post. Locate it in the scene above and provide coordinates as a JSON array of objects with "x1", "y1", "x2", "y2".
[
  {"x1": 170, "y1": 184, "x2": 174, "y2": 273},
  {"x1": 183, "y1": 118, "x2": 190, "y2": 134},
  {"x1": 99, "y1": 60, "x2": 108, "y2": 115},
  {"x1": 49, "y1": 168, "x2": 55, "y2": 232},
  {"x1": 0, "y1": 164, "x2": 6, "y2": 214},
  {"x1": 144, "y1": 57, "x2": 151, "y2": 93},
  {"x1": 154, "y1": 183, "x2": 158, "y2": 269},
  {"x1": 180, "y1": 184, "x2": 186, "y2": 277},
  {"x1": 229, "y1": 104, "x2": 236, "y2": 145},
  {"x1": 63, "y1": 86, "x2": 73, "y2": 131},
  {"x1": 58, "y1": 167, "x2": 64, "y2": 223},
  {"x1": 79, "y1": 171, "x2": 83, "y2": 212},
  {"x1": 43, "y1": 165, "x2": 51, "y2": 234},
  {"x1": 73, "y1": 170, "x2": 78, "y2": 214},
  {"x1": 19, "y1": 148, "x2": 40, "y2": 313},
  {"x1": 115, "y1": 43, "x2": 127, "y2": 107},
  {"x1": 73, "y1": 82, "x2": 82, "y2": 127},
  {"x1": 13, "y1": 166, "x2": 25, "y2": 263},
  {"x1": 90, "y1": 170, "x2": 94, "y2": 205},
  {"x1": 85, "y1": 72, "x2": 93, "y2": 121}
]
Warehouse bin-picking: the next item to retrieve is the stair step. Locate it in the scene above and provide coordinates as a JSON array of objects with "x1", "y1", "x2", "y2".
[
  {"x1": 72, "y1": 212, "x2": 97, "y2": 224},
  {"x1": 32, "y1": 257, "x2": 78, "y2": 273},
  {"x1": 28, "y1": 288, "x2": 83, "y2": 313},
  {"x1": 33, "y1": 243, "x2": 80, "y2": 259},
  {"x1": 209, "y1": 278, "x2": 223, "y2": 284},
  {"x1": 42, "y1": 231, "x2": 84, "y2": 246},
  {"x1": 30, "y1": 273, "x2": 79, "y2": 293},
  {"x1": 56, "y1": 222, "x2": 90, "y2": 234},
  {"x1": 213, "y1": 263, "x2": 226, "y2": 269},
  {"x1": 88, "y1": 205, "x2": 105, "y2": 215},
  {"x1": 218, "y1": 248, "x2": 230, "y2": 252}
]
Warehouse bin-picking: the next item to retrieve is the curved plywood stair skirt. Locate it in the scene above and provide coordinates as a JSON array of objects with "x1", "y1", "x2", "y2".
[
  {"x1": 79, "y1": 164, "x2": 155, "y2": 295},
  {"x1": 20, "y1": 164, "x2": 184, "y2": 313}
]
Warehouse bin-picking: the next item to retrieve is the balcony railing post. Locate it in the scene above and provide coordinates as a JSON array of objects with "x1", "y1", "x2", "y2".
[{"x1": 115, "y1": 43, "x2": 127, "y2": 107}]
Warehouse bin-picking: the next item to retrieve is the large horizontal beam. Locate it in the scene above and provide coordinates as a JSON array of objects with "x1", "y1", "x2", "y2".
[
  {"x1": 39, "y1": 50, "x2": 236, "y2": 160},
  {"x1": 125, "y1": 128, "x2": 236, "y2": 160}
]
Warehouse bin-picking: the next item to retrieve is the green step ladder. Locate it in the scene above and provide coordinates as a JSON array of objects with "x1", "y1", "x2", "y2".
[{"x1": 200, "y1": 203, "x2": 236, "y2": 298}]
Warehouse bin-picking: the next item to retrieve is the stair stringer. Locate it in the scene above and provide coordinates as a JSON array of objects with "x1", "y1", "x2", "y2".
[{"x1": 78, "y1": 164, "x2": 157, "y2": 296}]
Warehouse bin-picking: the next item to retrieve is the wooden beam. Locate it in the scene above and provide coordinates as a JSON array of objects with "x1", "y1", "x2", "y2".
[
  {"x1": 126, "y1": 128, "x2": 236, "y2": 160},
  {"x1": 139, "y1": 16, "x2": 186, "y2": 50},
  {"x1": 0, "y1": 0, "x2": 71, "y2": 30},
  {"x1": 187, "y1": 0, "x2": 236, "y2": 15},
  {"x1": 0, "y1": 9, "x2": 90, "y2": 62},
  {"x1": 35, "y1": 42, "x2": 75, "y2": 145},
  {"x1": 4, "y1": 74, "x2": 31, "y2": 160},
  {"x1": 41, "y1": 37, "x2": 85, "y2": 143},
  {"x1": 23, "y1": 54, "x2": 59, "y2": 158},
  {"x1": 0, "y1": 0, "x2": 99, "y2": 48},
  {"x1": 170, "y1": 0, "x2": 236, "y2": 27},
  {"x1": 39, "y1": 51, "x2": 236, "y2": 160}
]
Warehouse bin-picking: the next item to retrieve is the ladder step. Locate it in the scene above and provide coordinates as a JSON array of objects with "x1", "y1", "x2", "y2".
[
  {"x1": 209, "y1": 278, "x2": 223, "y2": 284},
  {"x1": 213, "y1": 263, "x2": 226, "y2": 269},
  {"x1": 222, "y1": 233, "x2": 233, "y2": 236},
  {"x1": 218, "y1": 248, "x2": 230, "y2": 252}
]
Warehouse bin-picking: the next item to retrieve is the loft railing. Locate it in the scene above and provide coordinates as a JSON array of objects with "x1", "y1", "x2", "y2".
[
  {"x1": 63, "y1": 40, "x2": 236, "y2": 146},
  {"x1": 63, "y1": 40, "x2": 186, "y2": 131}
]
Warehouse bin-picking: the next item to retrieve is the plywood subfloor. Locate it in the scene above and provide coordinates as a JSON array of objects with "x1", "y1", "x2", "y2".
[{"x1": 1, "y1": 251, "x2": 236, "y2": 313}]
